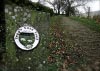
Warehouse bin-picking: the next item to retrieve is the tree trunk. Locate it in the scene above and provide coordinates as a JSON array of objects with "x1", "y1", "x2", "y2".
[
  {"x1": 57, "y1": 3, "x2": 61, "y2": 15},
  {"x1": 65, "y1": 6, "x2": 70, "y2": 16},
  {"x1": 58, "y1": 9, "x2": 60, "y2": 14},
  {"x1": 65, "y1": 0, "x2": 71, "y2": 16}
]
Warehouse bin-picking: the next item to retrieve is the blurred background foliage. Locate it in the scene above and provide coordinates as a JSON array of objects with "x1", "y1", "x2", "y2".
[{"x1": 5, "y1": 0, "x2": 54, "y2": 16}]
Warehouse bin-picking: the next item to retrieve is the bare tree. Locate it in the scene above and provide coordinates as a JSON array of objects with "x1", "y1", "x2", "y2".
[
  {"x1": 46, "y1": 0, "x2": 62, "y2": 14},
  {"x1": 46, "y1": 0, "x2": 93, "y2": 16}
]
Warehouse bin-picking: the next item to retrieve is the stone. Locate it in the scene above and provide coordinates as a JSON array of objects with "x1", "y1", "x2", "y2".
[
  {"x1": 43, "y1": 61, "x2": 46, "y2": 64},
  {"x1": 39, "y1": 64, "x2": 43, "y2": 68},
  {"x1": 28, "y1": 57, "x2": 31, "y2": 60},
  {"x1": 15, "y1": 20, "x2": 16, "y2": 22},
  {"x1": 28, "y1": 66, "x2": 31, "y2": 69},
  {"x1": 15, "y1": 14, "x2": 18, "y2": 17},
  {"x1": 43, "y1": 12, "x2": 45, "y2": 14},
  {"x1": 5, "y1": 8, "x2": 8, "y2": 13},
  {"x1": 15, "y1": 6, "x2": 19, "y2": 9},
  {"x1": 21, "y1": 9, "x2": 23, "y2": 11},
  {"x1": 39, "y1": 12, "x2": 42, "y2": 14},
  {"x1": 24, "y1": 12, "x2": 28, "y2": 16},
  {"x1": 26, "y1": 9, "x2": 29, "y2": 12},
  {"x1": 8, "y1": 6, "x2": 12, "y2": 10},
  {"x1": 9, "y1": 12, "x2": 12, "y2": 15},
  {"x1": 19, "y1": 7, "x2": 22, "y2": 9},
  {"x1": 17, "y1": 9, "x2": 20, "y2": 12},
  {"x1": 16, "y1": 58, "x2": 19, "y2": 61},
  {"x1": 12, "y1": 16, "x2": 16, "y2": 19},
  {"x1": 23, "y1": 18, "x2": 27, "y2": 22},
  {"x1": 28, "y1": 14, "x2": 31, "y2": 18},
  {"x1": 14, "y1": 8, "x2": 17, "y2": 12},
  {"x1": 42, "y1": 47, "x2": 45, "y2": 50}
]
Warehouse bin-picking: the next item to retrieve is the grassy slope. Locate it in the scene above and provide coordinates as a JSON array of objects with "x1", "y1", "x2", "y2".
[{"x1": 70, "y1": 16, "x2": 100, "y2": 32}]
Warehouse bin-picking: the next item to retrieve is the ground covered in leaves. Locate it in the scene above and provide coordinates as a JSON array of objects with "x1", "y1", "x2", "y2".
[{"x1": 48, "y1": 16, "x2": 100, "y2": 71}]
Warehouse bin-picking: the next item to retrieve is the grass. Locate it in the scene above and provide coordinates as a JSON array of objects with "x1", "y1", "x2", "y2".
[{"x1": 70, "y1": 16, "x2": 100, "y2": 32}]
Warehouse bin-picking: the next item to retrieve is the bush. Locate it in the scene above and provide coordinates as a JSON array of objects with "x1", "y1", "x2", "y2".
[{"x1": 93, "y1": 15, "x2": 100, "y2": 24}]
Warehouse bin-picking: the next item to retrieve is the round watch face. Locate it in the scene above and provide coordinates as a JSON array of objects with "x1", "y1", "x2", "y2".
[{"x1": 14, "y1": 25, "x2": 39, "y2": 50}]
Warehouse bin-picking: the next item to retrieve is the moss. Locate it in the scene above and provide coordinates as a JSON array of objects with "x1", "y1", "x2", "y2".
[{"x1": 5, "y1": 4, "x2": 50, "y2": 71}]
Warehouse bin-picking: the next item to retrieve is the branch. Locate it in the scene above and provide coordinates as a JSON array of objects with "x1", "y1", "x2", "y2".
[{"x1": 72, "y1": 2, "x2": 87, "y2": 8}]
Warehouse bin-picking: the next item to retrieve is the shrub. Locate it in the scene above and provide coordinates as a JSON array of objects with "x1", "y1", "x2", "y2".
[{"x1": 93, "y1": 15, "x2": 100, "y2": 24}]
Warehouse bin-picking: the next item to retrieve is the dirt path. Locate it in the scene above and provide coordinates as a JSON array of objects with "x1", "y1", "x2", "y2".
[{"x1": 62, "y1": 17, "x2": 100, "y2": 63}]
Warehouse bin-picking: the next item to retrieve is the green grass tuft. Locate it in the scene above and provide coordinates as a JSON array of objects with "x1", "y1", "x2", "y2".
[{"x1": 70, "y1": 16, "x2": 100, "y2": 32}]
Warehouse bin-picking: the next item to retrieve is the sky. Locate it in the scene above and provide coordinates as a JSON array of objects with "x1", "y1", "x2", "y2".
[
  {"x1": 31, "y1": 0, "x2": 100, "y2": 13},
  {"x1": 78, "y1": 0, "x2": 100, "y2": 13}
]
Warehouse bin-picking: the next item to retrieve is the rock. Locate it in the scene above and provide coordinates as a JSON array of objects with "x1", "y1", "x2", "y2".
[
  {"x1": 8, "y1": 6, "x2": 12, "y2": 10},
  {"x1": 16, "y1": 58, "x2": 19, "y2": 62},
  {"x1": 5, "y1": 8, "x2": 8, "y2": 13},
  {"x1": 39, "y1": 64, "x2": 43, "y2": 68},
  {"x1": 14, "y1": 8, "x2": 17, "y2": 12},
  {"x1": 26, "y1": 9, "x2": 29, "y2": 12},
  {"x1": 28, "y1": 66, "x2": 31, "y2": 69},
  {"x1": 43, "y1": 61, "x2": 46, "y2": 64},
  {"x1": 24, "y1": 12, "x2": 27, "y2": 16},
  {"x1": 21, "y1": 9, "x2": 23, "y2": 11},
  {"x1": 9, "y1": 12, "x2": 12, "y2": 15},
  {"x1": 15, "y1": 19, "x2": 16, "y2": 22},
  {"x1": 43, "y1": 12, "x2": 45, "y2": 14},
  {"x1": 28, "y1": 14, "x2": 31, "y2": 18},
  {"x1": 12, "y1": 16, "x2": 16, "y2": 19},
  {"x1": 28, "y1": 57, "x2": 31, "y2": 60},
  {"x1": 15, "y1": 14, "x2": 18, "y2": 17},
  {"x1": 15, "y1": 6, "x2": 19, "y2": 9},
  {"x1": 23, "y1": 18, "x2": 27, "y2": 22}
]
